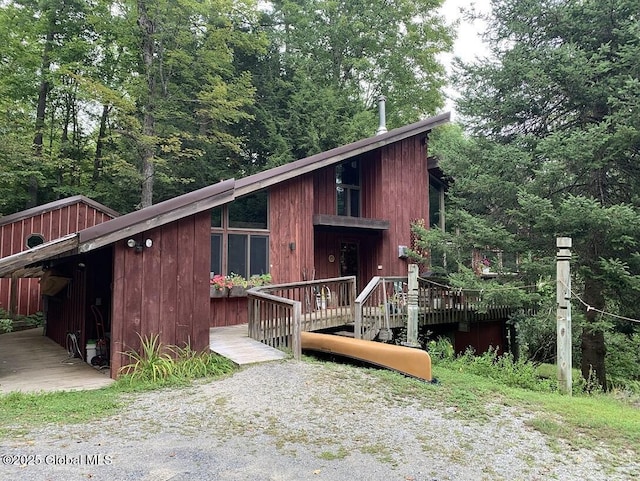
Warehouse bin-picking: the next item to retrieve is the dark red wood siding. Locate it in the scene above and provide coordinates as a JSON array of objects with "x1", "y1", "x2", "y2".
[
  {"x1": 374, "y1": 134, "x2": 429, "y2": 276},
  {"x1": 455, "y1": 321, "x2": 507, "y2": 355},
  {"x1": 110, "y1": 211, "x2": 211, "y2": 376},
  {"x1": 0, "y1": 201, "x2": 115, "y2": 316},
  {"x1": 310, "y1": 135, "x2": 429, "y2": 285},
  {"x1": 268, "y1": 173, "x2": 315, "y2": 283},
  {"x1": 209, "y1": 297, "x2": 249, "y2": 327}
]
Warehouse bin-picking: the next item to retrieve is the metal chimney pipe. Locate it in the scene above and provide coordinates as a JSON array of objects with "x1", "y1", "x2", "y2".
[{"x1": 376, "y1": 95, "x2": 387, "y2": 135}]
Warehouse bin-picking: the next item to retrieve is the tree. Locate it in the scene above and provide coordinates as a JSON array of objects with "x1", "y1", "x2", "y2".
[
  {"x1": 232, "y1": 0, "x2": 453, "y2": 167},
  {"x1": 445, "y1": 0, "x2": 640, "y2": 388}
]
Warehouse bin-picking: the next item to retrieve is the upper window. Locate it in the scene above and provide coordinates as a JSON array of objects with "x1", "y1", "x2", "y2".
[
  {"x1": 336, "y1": 159, "x2": 360, "y2": 217},
  {"x1": 26, "y1": 233, "x2": 45, "y2": 248},
  {"x1": 429, "y1": 177, "x2": 445, "y2": 230},
  {"x1": 229, "y1": 192, "x2": 268, "y2": 229}
]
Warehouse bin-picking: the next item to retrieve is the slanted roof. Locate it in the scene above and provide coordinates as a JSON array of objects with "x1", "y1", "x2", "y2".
[
  {"x1": 235, "y1": 112, "x2": 450, "y2": 196},
  {"x1": 0, "y1": 112, "x2": 450, "y2": 277},
  {"x1": 78, "y1": 179, "x2": 236, "y2": 252},
  {"x1": 0, "y1": 195, "x2": 119, "y2": 227}
]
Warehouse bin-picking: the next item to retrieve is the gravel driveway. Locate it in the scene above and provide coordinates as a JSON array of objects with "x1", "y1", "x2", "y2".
[{"x1": 1, "y1": 360, "x2": 638, "y2": 481}]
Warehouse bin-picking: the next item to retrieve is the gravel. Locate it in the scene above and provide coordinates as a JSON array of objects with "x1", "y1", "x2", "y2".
[{"x1": 1, "y1": 360, "x2": 638, "y2": 481}]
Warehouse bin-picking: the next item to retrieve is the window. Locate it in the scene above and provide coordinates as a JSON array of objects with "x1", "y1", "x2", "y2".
[
  {"x1": 429, "y1": 177, "x2": 445, "y2": 230},
  {"x1": 229, "y1": 191, "x2": 268, "y2": 229},
  {"x1": 26, "y1": 233, "x2": 45, "y2": 248},
  {"x1": 336, "y1": 160, "x2": 360, "y2": 217},
  {"x1": 210, "y1": 192, "x2": 269, "y2": 277},
  {"x1": 210, "y1": 234, "x2": 221, "y2": 274}
]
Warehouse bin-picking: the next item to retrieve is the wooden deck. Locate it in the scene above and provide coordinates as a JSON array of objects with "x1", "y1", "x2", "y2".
[
  {"x1": 210, "y1": 324, "x2": 288, "y2": 365},
  {"x1": 0, "y1": 328, "x2": 114, "y2": 393}
]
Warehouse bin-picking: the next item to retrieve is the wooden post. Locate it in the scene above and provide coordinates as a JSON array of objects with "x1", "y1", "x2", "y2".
[
  {"x1": 403, "y1": 264, "x2": 420, "y2": 348},
  {"x1": 292, "y1": 301, "x2": 302, "y2": 360},
  {"x1": 9, "y1": 274, "x2": 19, "y2": 318},
  {"x1": 556, "y1": 237, "x2": 572, "y2": 395}
]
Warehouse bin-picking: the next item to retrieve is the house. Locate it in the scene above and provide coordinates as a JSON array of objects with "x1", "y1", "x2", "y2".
[
  {"x1": 0, "y1": 196, "x2": 119, "y2": 317},
  {"x1": 0, "y1": 112, "x2": 451, "y2": 378}
]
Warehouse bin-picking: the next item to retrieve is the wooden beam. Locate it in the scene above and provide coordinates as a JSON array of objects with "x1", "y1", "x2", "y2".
[
  {"x1": 0, "y1": 234, "x2": 78, "y2": 278},
  {"x1": 312, "y1": 214, "x2": 390, "y2": 231}
]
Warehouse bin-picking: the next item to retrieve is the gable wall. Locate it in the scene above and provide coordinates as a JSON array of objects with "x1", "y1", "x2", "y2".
[{"x1": 0, "y1": 202, "x2": 116, "y2": 316}]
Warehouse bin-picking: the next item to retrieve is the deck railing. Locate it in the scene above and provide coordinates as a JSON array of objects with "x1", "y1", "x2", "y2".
[
  {"x1": 354, "y1": 276, "x2": 408, "y2": 340},
  {"x1": 248, "y1": 276, "x2": 357, "y2": 359},
  {"x1": 416, "y1": 276, "x2": 513, "y2": 324}
]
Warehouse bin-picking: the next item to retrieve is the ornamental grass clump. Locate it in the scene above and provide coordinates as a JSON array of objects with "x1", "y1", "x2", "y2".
[{"x1": 119, "y1": 333, "x2": 235, "y2": 385}]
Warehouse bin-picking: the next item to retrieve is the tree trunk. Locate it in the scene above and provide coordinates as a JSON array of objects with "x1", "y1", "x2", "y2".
[
  {"x1": 93, "y1": 104, "x2": 110, "y2": 182},
  {"x1": 580, "y1": 267, "x2": 607, "y2": 389},
  {"x1": 29, "y1": 28, "x2": 55, "y2": 208},
  {"x1": 137, "y1": 0, "x2": 156, "y2": 208}
]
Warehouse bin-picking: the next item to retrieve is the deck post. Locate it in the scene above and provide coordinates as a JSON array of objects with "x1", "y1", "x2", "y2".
[
  {"x1": 556, "y1": 237, "x2": 572, "y2": 395},
  {"x1": 292, "y1": 301, "x2": 302, "y2": 360},
  {"x1": 403, "y1": 264, "x2": 420, "y2": 348}
]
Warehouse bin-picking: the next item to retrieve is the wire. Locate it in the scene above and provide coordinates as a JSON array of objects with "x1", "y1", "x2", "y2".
[
  {"x1": 419, "y1": 277, "x2": 538, "y2": 294},
  {"x1": 559, "y1": 280, "x2": 640, "y2": 324}
]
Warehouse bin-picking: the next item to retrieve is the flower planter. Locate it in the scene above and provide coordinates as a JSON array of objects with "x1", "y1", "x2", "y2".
[
  {"x1": 228, "y1": 286, "x2": 247, "y2": 297},
  {"x1": 210, "y1": 287, "x2": 228, "y2": 298}
]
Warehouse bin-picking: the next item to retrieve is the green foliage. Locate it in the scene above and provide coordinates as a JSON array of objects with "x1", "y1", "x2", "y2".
[
  {"x1": 119, "y1": 333, "x2": 235, "y2": 386},
  {"x1": 0, "y1": 319, "x2": 12, "y2": 333},
  {"x1": 605, "y1": 330, "x2": 640, "y2": 391},
  {"x1": 437, "y1": 0, "x2": 640, "y2": 387}
]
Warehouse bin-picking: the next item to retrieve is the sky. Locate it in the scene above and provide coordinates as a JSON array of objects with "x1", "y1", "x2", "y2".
[{"x1": 437, "y1": 0, "x2": 492, "y2": 117}]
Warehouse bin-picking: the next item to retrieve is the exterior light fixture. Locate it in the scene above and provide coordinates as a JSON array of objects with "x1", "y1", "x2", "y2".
[{"x1": 126, "y1": 238, "x2": 153, "y2": 253}]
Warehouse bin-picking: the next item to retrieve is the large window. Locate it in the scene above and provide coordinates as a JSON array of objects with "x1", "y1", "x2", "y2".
[
  {"x1": 336, "y1": 159, "x2": 360, "y2": 217},
  {"x1": 210, "y1": 192, "x2": 269, "y2": 278}
]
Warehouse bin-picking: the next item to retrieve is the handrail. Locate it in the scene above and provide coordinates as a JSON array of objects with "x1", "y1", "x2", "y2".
[
  {"x1": 247, "y1": 276, "x2": 357, "y2": 359},
  {"x1": 354, "y1": 276, "x2": 408, "y2": 340},
  {"x1": 247, "y1": 288, "x2": 301, "y2": 359}
]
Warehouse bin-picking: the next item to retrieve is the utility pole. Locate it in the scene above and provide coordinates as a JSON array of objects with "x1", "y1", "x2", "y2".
[{"x1": 556, "y1": 237, "x2": 572, "y2": 395}]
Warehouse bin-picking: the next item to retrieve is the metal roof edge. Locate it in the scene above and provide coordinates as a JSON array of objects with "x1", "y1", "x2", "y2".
[
  {"x1": 0, "y1": 196, "x2": 119, "y2": 228},
  {"x1": 0, "y1": 233, "x2": 79, "y2": 278},
  {"x1": 77, "y1": 179, "x2": 236, "y2": 252}
]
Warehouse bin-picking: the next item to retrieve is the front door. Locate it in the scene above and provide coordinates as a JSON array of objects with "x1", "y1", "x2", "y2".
[{"x1": 339, "y1": 242, "x2": 359, "y2": 279}]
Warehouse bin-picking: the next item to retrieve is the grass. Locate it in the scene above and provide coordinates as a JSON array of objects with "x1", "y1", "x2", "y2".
[
  {"x1": 365, "y1": 360, "x2": 640, "y2": 461},
  {"x1": 1, "y1": 344, "x2": 639, "y2": 470}
]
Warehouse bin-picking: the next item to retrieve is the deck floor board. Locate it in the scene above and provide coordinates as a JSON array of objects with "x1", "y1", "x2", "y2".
[{"x1": 210, "y1": 324, "x2": 287, "y2": 365}]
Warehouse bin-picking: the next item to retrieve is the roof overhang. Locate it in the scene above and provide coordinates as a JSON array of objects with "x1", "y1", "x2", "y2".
[
  {"x1": 78, "y1": 179, "x2": 236, "y2": 253},
  {"x1": 0, "y1": 234, "x2": 79, "y2": 278},
  {"x1": 313, "y1": 214, "x2": 390, "y2": 232}
]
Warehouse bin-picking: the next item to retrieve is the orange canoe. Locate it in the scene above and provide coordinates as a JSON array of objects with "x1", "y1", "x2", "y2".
[{"x1": 300, "y1": 331, "x2": 432, "y2": 382}]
